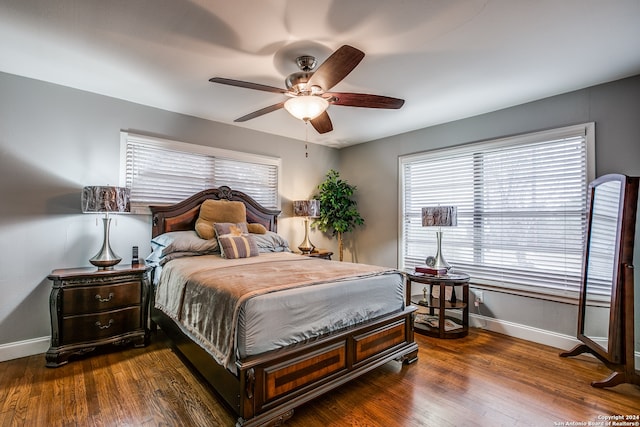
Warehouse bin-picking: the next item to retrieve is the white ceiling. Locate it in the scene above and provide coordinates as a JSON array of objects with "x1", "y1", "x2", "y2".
[{"x1": 1, "y1": 0, "x2": 639, "y2": 148}]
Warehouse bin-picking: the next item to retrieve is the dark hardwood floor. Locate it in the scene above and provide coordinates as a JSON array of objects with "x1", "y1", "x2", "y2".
[{"x1": 1, "y1": 328, "x2": 639, "y2": 426}]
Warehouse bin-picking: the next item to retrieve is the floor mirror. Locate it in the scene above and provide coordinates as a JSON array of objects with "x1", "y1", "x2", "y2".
[{"x1": 560, "y1": 173, "x2": 639, "y2": 388}]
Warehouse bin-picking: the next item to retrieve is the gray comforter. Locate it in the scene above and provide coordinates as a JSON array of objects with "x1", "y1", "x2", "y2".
[{"x1": 154, "y1": 252, "x2": 400, "y2": 367}]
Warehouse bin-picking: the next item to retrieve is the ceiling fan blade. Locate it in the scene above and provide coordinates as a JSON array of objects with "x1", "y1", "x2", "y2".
[
  {"x1": 326, "y1": 92, "x2": 405, "y2": 109},
  {"x1": 234, "y1": 102, "x2": 285, "y2": 122},
  {"x1": 310, "y1": 111, "x2": 333, "y2": 134},
  {"x1": 210, "y1": 77, "x2": 287, "y2": 94},
  {"x1": 307, "y1": 45, "x2": 365, "y2": 91}
]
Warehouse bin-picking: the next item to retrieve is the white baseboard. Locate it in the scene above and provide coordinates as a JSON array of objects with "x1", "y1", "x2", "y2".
[
  {"x1": 470, "y1": 314, "x2": 582, "y2": 351},
  {"x1": 0, "y1": 336, "x2": 50, "y2": 363},
  {"x1": 470, "y1": 314, "x2": 640, "y2": 367}
]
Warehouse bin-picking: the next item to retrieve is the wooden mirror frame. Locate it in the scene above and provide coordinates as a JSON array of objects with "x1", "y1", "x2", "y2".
[{"x1": 561, "y1": 174, "x2": 639, "y2": 388}]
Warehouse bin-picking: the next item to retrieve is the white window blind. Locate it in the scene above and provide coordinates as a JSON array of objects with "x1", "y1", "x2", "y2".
[
  {"x1": 212, "y1": 158, "x2": 279, "y2": 209},
  {"x1": 400, "y1": 123, "x2": 595, "y2": 297},
  {"x1": 120, "y1": 132, "x2": 280, "y2": 214}
]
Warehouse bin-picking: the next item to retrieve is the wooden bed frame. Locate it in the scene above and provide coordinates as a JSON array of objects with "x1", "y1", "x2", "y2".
[{"x1": 149, "y1": 186, "x2": 418, "y2": 427}]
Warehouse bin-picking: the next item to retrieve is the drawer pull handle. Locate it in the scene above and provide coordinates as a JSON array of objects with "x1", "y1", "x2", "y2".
[
  {"x1": 95, "y1": 319, "x2": 114, "y2": 330},
  {"x1": 95, "y1": 292, "x2": 114, "y2": 303}
]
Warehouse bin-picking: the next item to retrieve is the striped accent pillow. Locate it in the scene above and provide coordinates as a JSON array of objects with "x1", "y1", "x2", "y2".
[
  {"x1": 217, "y1": 234, "x2": 259, "y2": 259},
  {"x1": 214, "y1": 223, "x2": 259, "y2": 259}
]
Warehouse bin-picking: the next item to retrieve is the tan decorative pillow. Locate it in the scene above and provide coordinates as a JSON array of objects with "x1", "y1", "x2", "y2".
[
  {"x1": 213, "y1": 222, "x2": 258, "y2": 259},
  {"x1": 247, "y1": 223, "x2": 268, "y2": 234},
  {"x1": 195, "y1": 199, "x2": 247, "y2": 239}
]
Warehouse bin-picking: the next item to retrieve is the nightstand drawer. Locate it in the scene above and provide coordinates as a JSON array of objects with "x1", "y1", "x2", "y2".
[
  {"x1": 62, "y1": 281, "x2": 141, "y2": 315},
  {"x1": 62, "y1": 306, "x2": 141, "y2": 343}
]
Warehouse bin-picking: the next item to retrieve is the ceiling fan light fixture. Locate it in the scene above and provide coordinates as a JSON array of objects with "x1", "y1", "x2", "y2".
[
  {"x1": 284, "y1": 96, "x2": 329, "y2": 121},
  {"x1": 210, "y1": 45, "x2": 403, "y2": 133}
]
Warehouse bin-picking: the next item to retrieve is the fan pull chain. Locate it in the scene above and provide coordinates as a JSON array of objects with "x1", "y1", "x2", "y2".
[{"x1": 305, "y1": 121, "x2": 309, "y2": 158}]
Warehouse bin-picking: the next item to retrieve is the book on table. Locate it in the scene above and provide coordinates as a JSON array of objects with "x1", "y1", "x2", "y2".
[{"x1": 415, "y1": 265, "x2": 448, "y2": 275}]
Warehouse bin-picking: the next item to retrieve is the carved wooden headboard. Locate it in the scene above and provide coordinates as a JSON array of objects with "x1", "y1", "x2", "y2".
[{"x1": 149, "y1": 186, "x2": 281, "y2": 238}]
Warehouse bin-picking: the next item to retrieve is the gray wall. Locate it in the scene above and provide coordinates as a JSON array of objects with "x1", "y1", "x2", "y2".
[
  {"x1": 0, "y1": 71, "x2": 339, "y2": 345},
  {"x1": 339, "y1": 75, "x2": 640, "y2": 344}
]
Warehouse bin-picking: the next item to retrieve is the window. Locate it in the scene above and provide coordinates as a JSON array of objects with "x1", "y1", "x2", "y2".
[
  {"x1": 400, "y1": 123, "x2": 595, "y2": 298},
  {"x1": 119, "y1": 132, "x2": 281, "y2": 214}
]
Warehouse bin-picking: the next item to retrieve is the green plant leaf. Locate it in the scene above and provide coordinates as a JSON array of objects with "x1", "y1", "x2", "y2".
[{"x1": 312, "y1": 169, "x2": 364, "y2": 237}]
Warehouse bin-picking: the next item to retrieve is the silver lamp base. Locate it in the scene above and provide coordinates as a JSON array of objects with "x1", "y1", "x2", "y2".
[
  {"x1": 427, "y1": 230, "x2": 452, "y2": 271},
  {"x1": 297, "y1": 217, "x2": 315, "y2": 254},
  {"x1": 90, "y1": 216, "x2": 122, "y2": 270}
]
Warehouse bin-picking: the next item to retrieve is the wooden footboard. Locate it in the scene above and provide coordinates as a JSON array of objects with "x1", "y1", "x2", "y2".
[{"x1": 152, "y1": 306, "x2": 417, "y2": 427}]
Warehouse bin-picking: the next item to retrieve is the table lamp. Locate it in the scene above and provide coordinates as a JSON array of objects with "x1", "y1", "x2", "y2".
[
  {"x1": 81, "y1": 186, "x2": 130, "y2": 269},
  {"x1": 293, "y1": 200, "x2": 320, "y2": 254},
  {"x1": 422, "y1": 206, "x2": 457, "y2": 271}
]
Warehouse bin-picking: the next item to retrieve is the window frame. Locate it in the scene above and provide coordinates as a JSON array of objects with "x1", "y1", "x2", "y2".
[
  {"x1": 398, "y1": 123, "x2": 596, "y2": 302},
  {"x1": 119, "y1": 132, "x2": 282, "y2": 214}
]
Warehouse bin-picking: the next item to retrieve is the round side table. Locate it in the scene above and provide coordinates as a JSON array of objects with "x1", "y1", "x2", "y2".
[{"x1": 406, "y1": 271, "x2": 470, "y2": 339}]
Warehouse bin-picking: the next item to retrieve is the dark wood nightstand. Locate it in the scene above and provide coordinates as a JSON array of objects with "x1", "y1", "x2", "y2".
[
  {"x1": 406, "y1": 270, "x2": 470, "y2": 339},
  {"x1": 46, "y1": 264, "x2": 151, "y2": 367},
  {"x1": 296, "y1": 250, "x2": 333, "y2": 260}
]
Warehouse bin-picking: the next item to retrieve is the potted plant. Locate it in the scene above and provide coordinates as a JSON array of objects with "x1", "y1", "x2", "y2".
[{"x1": 312, "y1": 169, "x2": 364, "y2": 261}]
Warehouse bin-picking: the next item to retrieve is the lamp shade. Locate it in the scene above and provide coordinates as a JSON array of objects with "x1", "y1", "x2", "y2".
[
  {"x1": 284, "y1": 96, "x2": 329, "y2": 121},
  {"x1": 293, "y1": 200, "x2": 320, "y2": 218},
  {"x1": 422, "y1": 206, "x2": 457, "y2": 227},
  {"x1": 81, "y1": 186, "x2": 130, "y2": 213}
]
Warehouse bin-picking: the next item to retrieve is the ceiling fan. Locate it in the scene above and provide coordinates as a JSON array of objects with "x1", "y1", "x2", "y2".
[{"x1": 209, "y1": 45, "x2": 405, "y2": 134}]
